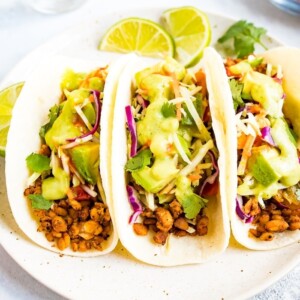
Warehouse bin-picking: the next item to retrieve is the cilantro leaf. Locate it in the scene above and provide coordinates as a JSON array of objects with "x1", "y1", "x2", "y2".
[
  {"x1": 161, "y1": 102, "x2": 176, "y2": 118},
  {"x1": 125, "y1": 149, "x2": 152, "y2": 172},
  {"x1": 181, "y1": 193, "x2": 208, "y2": 219},
  {"x1": 28, "y1": 194, "x2": 53, "y2": 210},
  {"x1": 181, "y1": 93, "x2": 203, "y2": 125},
  {"x1": 175, "y1": 175, "x2": 208, "y2": 219},
  {"x1": 218, "y1": 20, "x2": 267, "y2": 58},
  {"x1": 229, "y1": 79, "x2": 244, "y2": 110},
  {"x1": 39, "y1": 104, "x2": 60, "y2": 139},
  {"x1": 26, "y1": 153, "x2": 51, "y2": 173}
]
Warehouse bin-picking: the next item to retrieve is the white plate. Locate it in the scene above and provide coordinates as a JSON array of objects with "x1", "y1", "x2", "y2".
[{"x1": 0, "y1": 7, "x2": 299, "y2": 300}]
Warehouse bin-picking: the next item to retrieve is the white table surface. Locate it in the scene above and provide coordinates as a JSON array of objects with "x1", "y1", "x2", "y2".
[{"x1": 0, "y1": 0, "x2": 299, "y2": 299}]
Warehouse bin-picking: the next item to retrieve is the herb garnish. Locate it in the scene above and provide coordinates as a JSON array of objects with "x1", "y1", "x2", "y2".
[{"x1": 218, "y1": 20, "x2": 267, "y2": 58}]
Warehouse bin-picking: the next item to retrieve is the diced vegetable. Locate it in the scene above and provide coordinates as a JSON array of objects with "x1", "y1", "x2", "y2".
[
  {"x1": 67, "y1": 90, "x2": 101, "y2": 142},
  {"x1": 235, "y1": 195, "x2": 253, "y2": 223},
  {"x1": 125, "y1": 105, "x2": 138, "y2": 157},
  {"x1": 127, "y1": 185, "x2": 143, "y2": 224}
]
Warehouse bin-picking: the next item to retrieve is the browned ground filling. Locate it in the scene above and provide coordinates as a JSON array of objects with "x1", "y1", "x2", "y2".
[
  {"x1": 133, "y1": 200, "x2": 209, "y2": 245},
  {"x1": 244, "y1": 196, "x2": 300, "y2": 241},
  {"x1": 24, "y1": 180, "x2": 112, "y2": 252}
]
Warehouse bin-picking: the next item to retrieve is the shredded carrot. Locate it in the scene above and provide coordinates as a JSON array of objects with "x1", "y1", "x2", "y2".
[
  {"x1": 237, "y1": 133, "x2": 248, "y2": 149},
  {"x1": 246, "y1": 104, "x2": 263, "y2": 114},
  {"x1": 67, "y1": 188, "x2": 74, "y2": 200},
  {"x1": 170, "y1": 72, "x2": 180, "y2": 98},
  {"x1": 139, "y1": 140, "x2": 151, "y2": 152},
  {"x1": 176, "y1": 102, "x2": 182, "y2": 120},
  {"x1": 188, "y1": 174, "x2": 201, "y2": 181},
  {"x1": 167, "y1": 143, "x2": 175, "y2": 154},
  {"x1": 194, "y1": 69, "x2": 207, "y2": 97},
  {"x1": 237, "y1": 134, "x2": 255, "y2": 176}
]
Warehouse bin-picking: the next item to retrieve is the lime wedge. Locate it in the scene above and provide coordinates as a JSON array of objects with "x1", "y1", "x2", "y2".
[
  {"x1": 99, "y1": 17, "x2": 175, "y2": 58},
  {"x1": 162, "y1": 6, "x2": 211, "y2": 67},
  {"x1": 0, "y1": 82, "x2": 24, "y2": 157}
]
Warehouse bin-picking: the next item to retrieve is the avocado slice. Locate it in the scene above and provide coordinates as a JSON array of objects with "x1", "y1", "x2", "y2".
[
  {"x1": 248, "y1": 146, "x2": 281, "y2": 186},
  {"x1": 132, "y1": 157, "x2": 178, "y2": 193},
  {"x1": 42, "y1": 153, "x2": 70, "y2": 200},
  {"x1": 135, "y1": 57, "x2": 186, "y2": 87},
  {"x1": 248, "y1": 119, "x2": 300, "y2": 188},
  {"x1": 229, "y1": 61, "x2": 252, "y2": 75},
  {"x1": 242, "y1": 71, "x2": 284, "y2": 118},
  {"x1": 45, "y1": 89, "x2": 90, "y2": 149},
  {"x1": 69, "y1": 142, "x2": 99, "y2": 185},
  {"x1": 270, "y1": 118, "x2": 300, "y2": 186},
  {"x1": 139, "y1": 74, "x2": 173, "y2": 102}
]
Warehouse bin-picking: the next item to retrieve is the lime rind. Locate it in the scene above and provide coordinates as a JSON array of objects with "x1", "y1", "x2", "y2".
[
  {"x1": 0, "y1": 82, "x2": 24, "y2": 157},
  {"x1": 162, "y1": 6, "x2": 211, "y2": 67},
  {"x1": 99, "y1": 17, "x2": 175, "y2": 59}
]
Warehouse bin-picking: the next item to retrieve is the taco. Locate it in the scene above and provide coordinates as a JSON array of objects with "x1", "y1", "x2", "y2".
[
  {"x1": 111, "y1": 50, "x2": 230, "y2": 266},
  {"x1": 5, "y1": 54, "x2": 129, "y2": 256},
  {"x1": 220, "y1": 47, "x2": 300, "y2": 250}
]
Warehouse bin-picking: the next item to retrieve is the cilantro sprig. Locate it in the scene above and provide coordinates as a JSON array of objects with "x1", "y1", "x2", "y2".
[
  {"x1": 181, "y1": 193, "x2": 208, "y2": 219},
  {"x1": 39, "y1": 104, "x2": 61, "y2": 139},
  {"x1": 161, "y1": 102, "x2": 176, "y2": 118},
  {"x1": 218, "y1": 20, "x2": 267, "y2": 58},
  {"x1": 28, "y1": 194, "x2": 52, "y2": 210},
  {"x1": 26, "y1": 153, "x2": 51, "y2": 173},
  {"x1": 125, "y1": 149, "x2": 152, "y2": 172}
]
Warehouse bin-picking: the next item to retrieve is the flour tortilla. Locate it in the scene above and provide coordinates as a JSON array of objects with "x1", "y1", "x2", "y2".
[
  {"x1": 110, "y1": 52, "x2": 230, "y2": 266},
  {"x1": 5, "y1": 54, "x2": 129, "y2": 257},
  {"x1": 261, "y1": 47, "x2": 300, "y2": 148},
  {"x1": 215, "y1": 46, "x2": 300, "y2": 250}
]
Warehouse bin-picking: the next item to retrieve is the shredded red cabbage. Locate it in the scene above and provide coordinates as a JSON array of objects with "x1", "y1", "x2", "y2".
[
  {"x1": 199, "y1": 150, "x2": 219, "y2": 196},
  {"x1": 236, "y1": 195, "x2": 254, "y2": 223},
  {"x1": 126, "y1": 185, "x2": 142, "y2": 224},
  {"x1": 67, "y1": 90, "x2": 101, "y2": 142},
  {"x1": 125, "y1": 105, "x2": 137, "y2": 157},
  {"x1": 136, "y1": 94, "x2": 149, "y2": 109},
  {"x1": 261, "y1": 126, "x2": 276, "y2": 146}
]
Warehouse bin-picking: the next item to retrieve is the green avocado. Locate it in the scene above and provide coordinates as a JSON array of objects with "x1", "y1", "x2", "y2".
[
  {"x1": 61, "y1": 69, "x2": 86, "y2": 92},
  {"x1": 42, "y1": 171, "x2": 70, "y2": 200},
  {"x1": 82, "y1": 102, "x2": 96, "y2": 125},
  {"x1": 229, "y1": 61, "x2": 252, "y2": 75},
  {"x1": 132, "y1": 156, "x2": 178, "y2": 193},
  {"x1": 45, "y1": 89, "x2": 90, "y2": 149},
  {"x1": 247, "y1": 118, "x2": 300, "y2": 189},
  {"x1": 137, "y1": 101, "x2": 179, "y2": 151},
  {"x1": 248, "y1": 146, "x2": 281, "y2": 186},
  {"x1": 87, "y1": 77, "x2": 105, "y2": 92},
  {"x1": 42, "y1": 154, "x2": 70, "y2": 200},
  {"x1": 135, "y1": 57, "x2": 186, "y2": 87},
  {"x1": 242, "y1": 71, "x2": 284, "y2": 117},
  {"x1": 270, "y1": 118, "x2": 300, "y2": 186},
  {"x1": 69, "y1": 142, "x2": 99, "y2": 185},
  {"x1": 139, "y1": 74, "x2": 173, "y2": 102}
]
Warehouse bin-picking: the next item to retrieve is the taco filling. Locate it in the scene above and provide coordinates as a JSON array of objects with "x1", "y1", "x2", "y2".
[
  {"x1": 24, "y1": 67, "x2": 112, "y2": 252},
  {"x1": 124, "y1": 58, "x2": 219, "y2": 245},
  {"x1": 225, "y1": 56, "x2": 300, "y2": 241}
]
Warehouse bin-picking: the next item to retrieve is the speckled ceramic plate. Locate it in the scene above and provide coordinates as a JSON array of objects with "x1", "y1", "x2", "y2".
[{"x1": 1, "y1": 7, "x2": 299, "y2": 300}]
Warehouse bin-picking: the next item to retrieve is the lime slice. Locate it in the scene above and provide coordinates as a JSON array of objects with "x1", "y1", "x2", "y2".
[
  {"x1": 162, "y1": 6, "x2": 211, "y2": 67},
  {"x1": 0, "y1": 82, "x2": 24, "y2": 157},
  {"x1": 99, "y1": 17, "x2": 175, "y2": 58}
]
